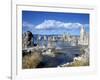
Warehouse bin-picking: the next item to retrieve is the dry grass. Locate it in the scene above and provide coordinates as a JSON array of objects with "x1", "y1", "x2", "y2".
[
  {"x1": 22, "y1": 52, "x2": 42, "y2": 69},
  {"x1": 66, "y1": 60, "x2": 89, "y2": 67},
  {"x1": 60, "y1": 54, "x2": 89, "y2": 67}
]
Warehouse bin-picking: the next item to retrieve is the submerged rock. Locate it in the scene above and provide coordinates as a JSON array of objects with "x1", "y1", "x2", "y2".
[{"x1": 42, "y1": 49, "x2": 56, "y2": 57}]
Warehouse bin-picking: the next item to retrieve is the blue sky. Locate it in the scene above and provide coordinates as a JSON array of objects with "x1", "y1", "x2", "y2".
[{"x1": 22, "y1": 11, "x2": 89, "y2": 35}]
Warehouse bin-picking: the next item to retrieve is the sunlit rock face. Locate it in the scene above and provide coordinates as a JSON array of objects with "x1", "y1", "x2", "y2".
[
  {"x1": 22, "y1": 31, "x2": 34, "y2": 48},
  {"x1": 79, "y1": 26, "x2": 89, "y2": 45}
]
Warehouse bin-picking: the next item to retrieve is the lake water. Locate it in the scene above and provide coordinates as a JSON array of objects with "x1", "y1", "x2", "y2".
[
  {"x1": 34, "y1": 40, "x2": 73, "y2": 48},
  {"x1": 35, "y1": 40, "x2": 81, "y2": 68}
]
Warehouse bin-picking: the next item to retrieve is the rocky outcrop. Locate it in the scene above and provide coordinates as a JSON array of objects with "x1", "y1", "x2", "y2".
[{"x1": 22, "y1": 31, "x2": 34, "y2": 48}]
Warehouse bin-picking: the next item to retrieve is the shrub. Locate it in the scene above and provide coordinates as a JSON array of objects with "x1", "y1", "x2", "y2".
[{"x1": 22, "y1": 52, "x2": 42, "y2": 69}]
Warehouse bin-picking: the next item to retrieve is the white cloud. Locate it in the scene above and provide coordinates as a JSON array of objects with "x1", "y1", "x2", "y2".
[
  {"x1": 23, "y1": 21, "x2": 34, "y2": 28},
  {"x1": 22, "y1": 21, "x2": 35, "y2": 32},
  {"x1": 35, "y1": 20, "x2": 84, "y2": 30}
]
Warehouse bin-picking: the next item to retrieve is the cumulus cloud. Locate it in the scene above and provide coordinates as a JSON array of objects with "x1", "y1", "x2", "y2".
[{"x1": 35, "y1": 20, "x2": 83, "y2": 30}]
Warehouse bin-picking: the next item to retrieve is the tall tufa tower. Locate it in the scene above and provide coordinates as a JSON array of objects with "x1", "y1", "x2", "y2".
[
  {"x1": 80, "y1": 26, "x2": 85, "y2": 42},
  {"x1": 79, "y1": 25, "x2": 89, "y2": 45}
]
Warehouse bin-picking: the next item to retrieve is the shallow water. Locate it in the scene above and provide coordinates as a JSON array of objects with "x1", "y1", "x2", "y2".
[
  {"x1": 37, "y1": 45, "x2": 81, "y2": 68},
  {"x1": 33, "y1": 40, "x2": 81, "y2": 68}
]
